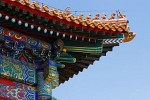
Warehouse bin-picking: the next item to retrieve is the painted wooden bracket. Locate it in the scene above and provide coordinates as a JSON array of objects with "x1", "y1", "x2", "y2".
[{"x1": 42, "y1": 60, "x2": 59, "y2": 89}]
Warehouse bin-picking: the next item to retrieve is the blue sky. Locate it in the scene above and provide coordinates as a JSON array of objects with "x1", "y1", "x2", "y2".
[{"x1": 34, "y1": 0, "x2": 150, "y2": 100}]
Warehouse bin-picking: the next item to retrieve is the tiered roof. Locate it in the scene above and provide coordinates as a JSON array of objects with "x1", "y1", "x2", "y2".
[{"x1": 0, "y1": 0, "x2": 135, "y2": 84}]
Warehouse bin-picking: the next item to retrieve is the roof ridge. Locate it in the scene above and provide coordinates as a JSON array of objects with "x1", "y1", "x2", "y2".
[{"x1": 8, "y1": 0, "x2": 130, "y2": 32}]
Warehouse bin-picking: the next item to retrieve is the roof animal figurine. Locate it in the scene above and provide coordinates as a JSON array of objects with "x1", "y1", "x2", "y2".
[
  {"x1": 82, "y1": 14, "x2": 92, "y2": 26},
  {"x1": 23, "y1": 0, "x2": 30, "y2": 5},
  {"x1": 65, "y1": 7, "x2": 71, "y2": 15},
  {"x1": 118, "y1": 12, "x2": 126, "y2": 19},
  {"x1": 65, "y1": 13, "x2": 75, "y2": 22},
  {"x1": 41, "y1": 4, "x2": 50, "y2": 13},
  {"x1": 57, "y1": 11, "x2": 66, "y2": 19},
  {"x1": 101, "y1": 14, "x2": 107, "y2": 20},
  {"x1": 65, "y1": 7, "x2": 75, "y2": 22},
  {"x1": 88, "y1": 14, "x2": 100, "y2": 28},
  {"x1": 30, "y1": 1, "x2": 41, "y2": 10},
  {"x1": 9, "y1": 0, "x2": 131, "y2": 32},
  {"x1": 108, "y1": 13, "x2": 116, "y2": 20},
  {"x1": 74, "y1": 14, "x2": 84, "y2": 24},
  {"x1": 0, "y1": 3, "x2": 137, "y2": 100},
  {"x1": 58, "y1": 7, "x2": 72, "y2": 20},
  {"x1": 11, "y1": 0, "x2": 30, "y2": 5},
  {"x1": 49, "y1": 9, "x2": 57, "y2": 16},
  {"x1": 92, "y1": 14, "x2": 100, "y2": 21},
  {"x1": 54, "y1": 7, "x2": 71, "y2": 19}
]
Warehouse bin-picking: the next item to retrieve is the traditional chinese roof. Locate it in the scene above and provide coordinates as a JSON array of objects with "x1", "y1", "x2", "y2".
[{"x1": 0, "y1": 0, "x2": 136, "y2": 84}]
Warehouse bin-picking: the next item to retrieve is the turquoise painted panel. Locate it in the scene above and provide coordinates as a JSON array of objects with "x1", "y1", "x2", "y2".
[
  {"x1": 42, "y1": 60, "x2": 59, "y2": 89},
  {"x1": 0, "y1": 55, "x2": 37, "y2": 85},
  {"x1": 37, "y1": 72, "x2": 52, "y2": 100}
]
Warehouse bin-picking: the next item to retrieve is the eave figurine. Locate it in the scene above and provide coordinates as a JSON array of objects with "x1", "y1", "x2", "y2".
[{"x1": 0, "y1": 0, "x2": 135, "y2": 99}]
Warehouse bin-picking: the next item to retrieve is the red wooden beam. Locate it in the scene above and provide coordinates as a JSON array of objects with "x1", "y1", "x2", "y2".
[{"x1": 2, "y1": 0, "x2": 124, "y2": 34}]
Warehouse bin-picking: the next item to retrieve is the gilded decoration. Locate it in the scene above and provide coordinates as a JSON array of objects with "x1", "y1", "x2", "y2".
[
  {"x1": 124, "y1": 32, "x2": 136, "y2": 42},
  {"x1": 37, "y1": 72, "x2": 52, "y2": 99}
]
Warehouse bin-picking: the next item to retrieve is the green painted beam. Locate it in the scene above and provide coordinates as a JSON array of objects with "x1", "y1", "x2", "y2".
[
  {"x1": 56, "y1": 62, "x2": 65, "y2": 68},
  {"x1": 65, "y1": 46, "x2": 103, "y2": 53},
  {"x1": 56, "y1": 53, "x2": 76, "y2": 63},
  {"x1": 64, "y1": 40, "x2": 103, "y2": 53},
  {"x1": 0, "y1": 55, "x2": 37, "y2": 85},
  {"x1": 100, "y1": 34, "x2": 124, "y2": 39}
]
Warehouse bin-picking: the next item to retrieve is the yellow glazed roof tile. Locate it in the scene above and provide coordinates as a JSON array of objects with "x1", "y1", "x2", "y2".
[{"x1": 9, "y1": 0, "x2": 135, "y2": 42}]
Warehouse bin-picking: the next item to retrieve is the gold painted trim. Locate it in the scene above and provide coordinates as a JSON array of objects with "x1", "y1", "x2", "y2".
[{"x1": 124, "y1": 32, "x2": 136, "y2": 42}]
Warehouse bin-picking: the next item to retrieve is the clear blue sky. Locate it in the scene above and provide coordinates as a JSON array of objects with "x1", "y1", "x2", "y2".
[{"x1": 34, "y1": 0, "x2": 150, "y2": 100}]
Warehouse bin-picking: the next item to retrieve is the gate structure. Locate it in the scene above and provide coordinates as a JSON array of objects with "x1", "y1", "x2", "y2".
[{"x1": 0, "y1": 0, "x2": 135, "y2": 100}]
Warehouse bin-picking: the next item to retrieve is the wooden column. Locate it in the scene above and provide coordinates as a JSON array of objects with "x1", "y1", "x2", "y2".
[{"x1": 37, "y1": 71, "x2": 52, "y2": 100}]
